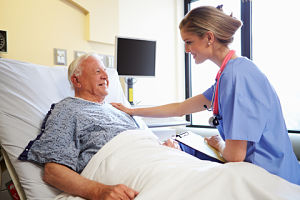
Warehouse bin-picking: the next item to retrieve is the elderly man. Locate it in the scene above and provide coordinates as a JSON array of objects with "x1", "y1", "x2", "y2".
[{"x1": 19, "y1": 54, "x2": 139, "y2": 200}]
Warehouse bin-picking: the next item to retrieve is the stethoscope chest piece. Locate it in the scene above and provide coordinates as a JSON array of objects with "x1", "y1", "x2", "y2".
[{"x1": 209, "y1": 116, "x2": 219, "y2": 127}]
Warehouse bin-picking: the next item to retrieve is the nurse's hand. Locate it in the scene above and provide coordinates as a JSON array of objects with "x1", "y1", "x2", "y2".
[
  {"x1": 205, "y1": 135, "x2": 225, "y2": 153},
  {"x1": 111, "y1": 103, "x2": 133, "y2": 115}
]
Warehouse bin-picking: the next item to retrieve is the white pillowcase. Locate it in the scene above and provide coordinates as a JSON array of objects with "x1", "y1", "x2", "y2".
[{"x1": 0, "y1": 58, "x2": 145, "y2": 199}]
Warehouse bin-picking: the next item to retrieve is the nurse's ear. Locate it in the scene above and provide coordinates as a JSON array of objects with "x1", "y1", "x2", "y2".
[{"x1": 205, "y1": 31, "x2": 215, "y2": 46}]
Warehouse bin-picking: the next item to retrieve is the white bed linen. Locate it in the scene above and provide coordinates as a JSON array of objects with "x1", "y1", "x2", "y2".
[{"x1": 55, "y1": 130, "x2": 300, "y2": 200}]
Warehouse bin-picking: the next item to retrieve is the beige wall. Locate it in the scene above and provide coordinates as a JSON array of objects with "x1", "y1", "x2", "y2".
[
  {"x1": 0, "y1": 0, "x2": 116, "y2": 66},
  {"x1": 0, "y1": 0, "x2": 185, "y2": 105}
]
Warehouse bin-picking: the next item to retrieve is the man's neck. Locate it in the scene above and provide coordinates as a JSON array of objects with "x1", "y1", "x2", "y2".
[{"x1": 74, "y1": 94, "x2": 105, "y2": 104}]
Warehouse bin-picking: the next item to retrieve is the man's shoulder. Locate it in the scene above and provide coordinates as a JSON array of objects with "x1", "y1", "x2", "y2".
[
  {"x1": 55, "y1": 97, "x2": 81, "y2": 108},
  {"x1": 48, "y1": 97, "x2": 80, "y2": 118}
]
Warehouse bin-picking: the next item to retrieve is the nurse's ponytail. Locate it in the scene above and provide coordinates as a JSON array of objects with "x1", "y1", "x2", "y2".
[{"x1": 179, "y1": 5, "x2": 242, "y2": 46}]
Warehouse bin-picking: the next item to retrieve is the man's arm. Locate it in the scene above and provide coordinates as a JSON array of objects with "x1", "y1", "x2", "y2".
[{"x1": 43, "y1": 162, "x2": 138, "y2": 200}]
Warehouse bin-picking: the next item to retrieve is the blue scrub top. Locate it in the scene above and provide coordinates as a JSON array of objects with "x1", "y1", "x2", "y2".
[{"x1": 203, "y1": 57, "x2": 300, "y2": 185}]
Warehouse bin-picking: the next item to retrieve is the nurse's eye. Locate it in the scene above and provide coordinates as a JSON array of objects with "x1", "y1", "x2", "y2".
[{"x1": 185, "y1": 41, "x2": 192, "y2": 45}]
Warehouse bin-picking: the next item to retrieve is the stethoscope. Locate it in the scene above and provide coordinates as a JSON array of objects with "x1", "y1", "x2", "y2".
[
  {"x1": 204, "y1": 85, "x2": 220, "y2": 127},
  {"x1": 204, "y1": 50, "x2": 235, "y2": 127}
]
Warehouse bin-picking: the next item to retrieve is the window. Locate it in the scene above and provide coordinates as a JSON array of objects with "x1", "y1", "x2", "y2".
[
  {"x1": 186, "y1": 0, "x2": 241, "y2": 127},
  {"x1": 185, "y1": 0, "x2": 300, "y2": 132},
  {"x1": 252, "y1": 1, "x2": 300, "y2": 132}
]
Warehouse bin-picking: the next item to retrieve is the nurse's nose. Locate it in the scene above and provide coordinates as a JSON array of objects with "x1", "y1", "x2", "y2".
[{"x1": 185, "y1": 44, "x2": 191, "y2": 53}]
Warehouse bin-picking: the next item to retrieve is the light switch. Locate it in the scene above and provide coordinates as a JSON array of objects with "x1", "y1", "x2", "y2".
[
  {"x1": 54, "y1": 48, "x2": 67, "y2": 65},
  {"x1": 74, "y1": 51, "x2": 85, "y2": 59}
]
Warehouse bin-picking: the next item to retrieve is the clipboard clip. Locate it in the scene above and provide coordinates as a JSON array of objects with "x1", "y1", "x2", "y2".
[{"x1": 175, "y1": 131, "x2": 190, "y2": 138}]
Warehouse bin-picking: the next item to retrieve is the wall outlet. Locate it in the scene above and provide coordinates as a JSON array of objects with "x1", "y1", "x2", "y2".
[{"x1": 54, "y1": 48, "x2": 67, "y2": 65}]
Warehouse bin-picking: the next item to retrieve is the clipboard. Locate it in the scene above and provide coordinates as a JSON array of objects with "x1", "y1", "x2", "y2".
[{"x1": 175, "y1": 131, "x2": 225, "y2": 163}]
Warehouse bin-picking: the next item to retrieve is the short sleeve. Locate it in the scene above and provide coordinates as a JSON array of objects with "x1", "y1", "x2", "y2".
[
  {"x1": 20, "y1": 103, "x2": 80, "y2": 171},
  {"x1": 202, "y1": 84, "x2": 215, "y2": 101},
  {"x1": 219, "y1": 60, "x2": 271, "y2": 142}
]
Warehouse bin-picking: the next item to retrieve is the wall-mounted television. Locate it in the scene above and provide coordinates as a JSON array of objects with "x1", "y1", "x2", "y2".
[{"x1": 114, "y1": 36, "x2": 156, "y2": 77}]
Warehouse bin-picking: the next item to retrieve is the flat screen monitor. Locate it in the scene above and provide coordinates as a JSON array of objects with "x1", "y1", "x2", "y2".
[{"x1": 114, "y1": 36, "x2": 156, "y2": 77}]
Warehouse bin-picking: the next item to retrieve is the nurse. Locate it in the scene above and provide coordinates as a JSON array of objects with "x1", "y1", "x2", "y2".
[{"x1": 111, "y1": 6, "x2": 300, "y2": 185}]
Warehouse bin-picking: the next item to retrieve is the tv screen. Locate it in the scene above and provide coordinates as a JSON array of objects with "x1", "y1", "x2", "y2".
[{"x1": 115, "y1": 36, "x2": 156, "y2": 77}]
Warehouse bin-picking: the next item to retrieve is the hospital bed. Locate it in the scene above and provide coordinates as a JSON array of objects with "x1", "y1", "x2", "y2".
[{"x1": 0, "y1": 58, "x2": 300, "y2": 200}]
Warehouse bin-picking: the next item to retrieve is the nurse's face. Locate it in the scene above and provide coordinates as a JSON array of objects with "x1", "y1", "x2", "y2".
[{"x1": 180, "y1": 29, "x2": 210, "y2": 64}]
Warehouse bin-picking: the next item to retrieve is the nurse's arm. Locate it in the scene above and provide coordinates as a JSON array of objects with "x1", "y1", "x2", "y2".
[
  {"x1": 222, "y1": 140, "x2": 247, "y2": 162},
  {"x1": 206, "y1": 136, "x2": 247, "y2": 162},
  {"x1": 111, "y1": 94, "x2": 211, "y2": 117}
]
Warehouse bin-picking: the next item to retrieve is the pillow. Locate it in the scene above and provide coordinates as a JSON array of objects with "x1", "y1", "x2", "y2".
[{"x1": 0, "y1": 58, "x2": 144, "y2": 199}]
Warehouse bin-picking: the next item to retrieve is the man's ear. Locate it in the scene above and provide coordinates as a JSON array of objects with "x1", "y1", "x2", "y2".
[{"x1": 71, "y1": 75, "x2": 81, "y2": 88}]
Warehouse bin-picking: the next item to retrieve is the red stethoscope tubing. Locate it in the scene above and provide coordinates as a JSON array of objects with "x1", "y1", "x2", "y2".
[{"x1": 213, "y1": 50, "x2": 235, "y2": 116}]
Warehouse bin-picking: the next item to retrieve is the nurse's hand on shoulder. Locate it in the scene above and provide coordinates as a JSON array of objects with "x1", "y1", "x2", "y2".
[{"x1": 111, "y1": 103, "x2": 132, "y2": 115}]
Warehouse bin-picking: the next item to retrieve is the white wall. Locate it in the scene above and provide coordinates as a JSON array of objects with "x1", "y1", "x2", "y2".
[{"x1": 118, "y1": 0, "x2": 185, "y2": 105}]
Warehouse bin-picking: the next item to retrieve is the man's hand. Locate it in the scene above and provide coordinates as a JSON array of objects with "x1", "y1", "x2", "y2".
[
  {"x1": 43, "y1": 163, "x2": 138, "y2": 200},
  {"x1": 163, "y1": 139, "x2": 181, "y2": 150},
  {"x1": 95, "y1": 184, "x2": 138, "y2": 200}
]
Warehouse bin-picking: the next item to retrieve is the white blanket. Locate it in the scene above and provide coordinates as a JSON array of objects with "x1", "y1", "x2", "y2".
[{"x1": 55, "y1": 130, "x2": 300, "y2": 200}]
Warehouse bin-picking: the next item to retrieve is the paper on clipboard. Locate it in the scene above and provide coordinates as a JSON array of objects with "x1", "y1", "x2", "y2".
[{"x1": 175, "y1": 131, "x2": 225, "y2": 163}]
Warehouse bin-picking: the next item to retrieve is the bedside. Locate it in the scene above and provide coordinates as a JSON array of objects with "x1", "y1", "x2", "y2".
[
  {"x1": 142, "y1": 116, "x2": 190, "y2": 128},
  {"x1": 0, "y1": 154, "x2": 13, "y2": 200}
]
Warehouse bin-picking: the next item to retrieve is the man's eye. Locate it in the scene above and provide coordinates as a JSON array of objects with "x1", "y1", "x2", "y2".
[{"x1": 185, "y1": 41, "x2": 192, "y2": 45}]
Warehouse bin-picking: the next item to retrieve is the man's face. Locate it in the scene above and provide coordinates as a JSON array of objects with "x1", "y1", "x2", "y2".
[{"x1": 76, "y1": 56, "x2": 109, "y2": 99}]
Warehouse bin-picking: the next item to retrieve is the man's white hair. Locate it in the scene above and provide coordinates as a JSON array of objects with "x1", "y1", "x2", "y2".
[{"x1": 68, "y1": 53, "x2": 105, "y2": 88}]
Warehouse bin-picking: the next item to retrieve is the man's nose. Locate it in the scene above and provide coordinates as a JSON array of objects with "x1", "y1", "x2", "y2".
[
  {"x1": 100, "y1": 70, "x2": 108, "y2": 80},
  {"x1": 100, "y1": 68, "x2": 108, "y2": 77},
  {"x1": 101, "y1": 70, "x2": 109, "y2": 86}
]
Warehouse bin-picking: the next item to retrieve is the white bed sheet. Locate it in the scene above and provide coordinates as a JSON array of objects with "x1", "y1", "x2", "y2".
[
  {"x1": 1, "y1": 58, "x2": 300, "y2": 200},
  {"x1": 55, "y1": 129, "x2": 300, "y2": 200}
]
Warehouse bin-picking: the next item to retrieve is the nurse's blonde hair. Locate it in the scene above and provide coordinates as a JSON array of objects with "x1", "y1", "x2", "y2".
[{"x1": 179, "y1": 6, "x2": 242, "y2": 45}]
